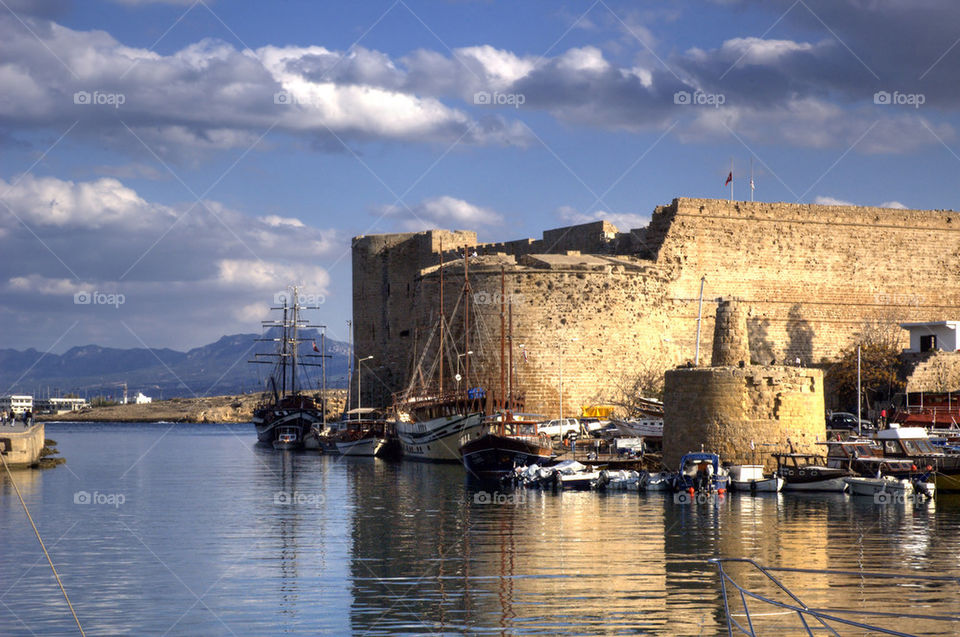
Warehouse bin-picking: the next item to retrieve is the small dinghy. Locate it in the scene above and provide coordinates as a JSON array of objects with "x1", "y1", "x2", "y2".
[
  {"x1": 597, "y1": 469, "x2": 641, "y2": 490},
  {"x1": 727, "y1": 465, "x2": 784, "y2": 493},
  {"x1": 844, "y1": 475, "x2": 913, "y2": 498},
  {"x1": 640, "y1": 471, "x2": 673, "y2": 492}
]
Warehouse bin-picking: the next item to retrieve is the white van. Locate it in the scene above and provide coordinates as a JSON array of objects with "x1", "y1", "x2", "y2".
[{"x1": 538, "y1": 417, "x2": 581, "y2": 439}]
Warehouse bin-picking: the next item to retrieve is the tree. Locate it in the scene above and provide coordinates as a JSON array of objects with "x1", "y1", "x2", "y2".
[{"x1": 827, "y1": 324, "x2": 904, "y2": 414}]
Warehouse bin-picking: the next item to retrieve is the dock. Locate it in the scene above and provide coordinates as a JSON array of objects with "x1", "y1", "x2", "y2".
[{"x1": 0, "y1": 422, "x2": 46, "y2": 467}]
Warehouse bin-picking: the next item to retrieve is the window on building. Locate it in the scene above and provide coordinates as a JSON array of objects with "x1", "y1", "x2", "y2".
[{"x1": 920, "y1": 334, "x2": 937, "y2": 352}]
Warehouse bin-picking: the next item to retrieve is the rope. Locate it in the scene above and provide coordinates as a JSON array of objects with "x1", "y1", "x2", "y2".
[{"x1": 0, "y1": 442, "x2": 85, "y2": 635}]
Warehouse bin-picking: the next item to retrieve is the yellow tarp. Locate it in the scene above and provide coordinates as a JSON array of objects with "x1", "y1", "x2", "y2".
[{"x1": 580, "y1": 405, "x2": 616, "y2": 419}]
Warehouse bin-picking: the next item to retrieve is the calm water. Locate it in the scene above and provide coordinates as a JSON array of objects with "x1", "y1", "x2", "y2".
[{"x1": 2, "y1": 423, "x2": 960, "y2": 636}]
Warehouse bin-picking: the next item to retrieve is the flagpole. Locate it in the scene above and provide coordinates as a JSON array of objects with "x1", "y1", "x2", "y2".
[
  {"x1": 750, "y1": 157, "x2": 754, "y2": 202},
  {"x1": 729, "y1": 157, "x2": 733, "y2": 202}
]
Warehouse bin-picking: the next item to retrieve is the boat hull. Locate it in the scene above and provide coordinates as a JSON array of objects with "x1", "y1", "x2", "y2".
[
  {"x1": 782, "y1": 477, "x2": 849, "y2": 492},
  {"x1": 731, "y1": 477, "x2": 784, "y2": 493},
  {"x1": 460, "y1": 433, "x2": 553, "y2": 480},
  {"x1": 934, "y1": 471, "x2": 960, "y2": 493},
  {"x1": 336, "y1": 436, "x2": 386, "y2": 457},
  {"x1": 253, "y1": 407, "x2": 323, "y2": 450},
  {"x1": 397, "y1": 412, "x2": 485, "y2": 462},
  {"x1": 843, "y1": 477, "x2": 913, "y2": 498}
]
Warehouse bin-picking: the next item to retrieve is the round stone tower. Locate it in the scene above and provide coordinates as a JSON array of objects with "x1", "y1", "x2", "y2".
[
  {"x1": 663, "y1": 299, "x2": 826, "y2": 471},
  {"x1": 711, "y1": 297, "x2": 750, "y2": 366}
]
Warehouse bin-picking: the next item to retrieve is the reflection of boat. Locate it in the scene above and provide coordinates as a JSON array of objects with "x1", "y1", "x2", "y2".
[
  {"x1": 773, "y1": 452, "x2": 850, "y2": 492},
  {"x1": 460, "y1": 412, "x2": 553, "y2": 480},
  {"x1": 250, "y1": 288, "x2": 326, "y2": 450},
  {"x1": 727, "y1": 465, "x2": 783, "y2": 493}
]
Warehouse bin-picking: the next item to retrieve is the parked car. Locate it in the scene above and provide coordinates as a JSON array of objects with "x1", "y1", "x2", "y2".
[
  {"x1": 827, "y1": 411, "x2": 872, "y2": 431},
  {"x1": 538, "y1": 417, "x2": 581, "y2": 439}
]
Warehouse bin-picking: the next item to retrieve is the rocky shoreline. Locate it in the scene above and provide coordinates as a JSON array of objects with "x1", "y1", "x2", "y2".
[{"x1": 36, "y1": 390, "x2": 348, "y2": 424}]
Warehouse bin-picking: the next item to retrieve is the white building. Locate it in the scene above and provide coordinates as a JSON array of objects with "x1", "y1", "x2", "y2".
[
  {"x1": 0, "y1": 395, "x2": 33, "y2": 414},
  {"x1": 133, "y1": 392, "x2": 152, "y2": 404},
  {"x1": 35, "y1": 397, "x2": 88, "y2": 413},
  {"x1": 901, "y1": 321, "x2": 960, "y2": 353}
]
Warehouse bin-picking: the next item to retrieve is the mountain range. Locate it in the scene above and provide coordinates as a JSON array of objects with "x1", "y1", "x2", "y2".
[{"x1": 0, "y1": 330, "x2": 352, "y2": 400}]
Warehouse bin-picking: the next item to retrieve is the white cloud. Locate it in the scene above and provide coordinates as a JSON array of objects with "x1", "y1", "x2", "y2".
[
  {"x1": 557, "y1": 205, "x2": 648, "y2": 231},
  {"x1": 378, "y1": 196, "x2": 502, "y2": 231},
  {"x1": 814, "y1": 196, "x2": 856, "y2": 206},
  {"x1": 0, "y1": 174, "x2": 339, "y2": 348},
  {"x1": 880, "y1": 201, "x2": 908, "y2": 209}
]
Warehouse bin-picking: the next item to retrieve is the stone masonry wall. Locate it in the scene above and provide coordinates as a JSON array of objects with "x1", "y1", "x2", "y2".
[
  {"x1": 663, "y1": 367, "x2": 826, "y2": 472},
  {"x1": 353, "y1": 198, "x2": 960, "y2": 414}
]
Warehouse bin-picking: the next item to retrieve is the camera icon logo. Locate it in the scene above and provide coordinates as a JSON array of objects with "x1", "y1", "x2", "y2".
[
  {"x1": 474, "y1": 91, "x2": 491, "y2": 105},
  {"x1": 674, "y1": 91, "x2": 691, "y2": 105},
  {"x1": 74, "y1": 291, "x2": 91, "y2": 304},
  {"x1": 273, "y1": 291, "x2": 291, "y2": 305},
  {"x1": 274, "y1": 491, "x2": 291, "y2": 505},
  {"x1": 874, "y1": 91, "x2": 891, "y2": 105},
  {"x1": 274, "y1": 91, "x2": 292, "y2": 105},
  {"x1": 74, "y1": 490, "x2": 91, "y2": 504},
  {"x1": 473, "y1": 490, "x2": 492, "y2": 504},
  {"x1": 73, "y1": 91, "x2": 91, "y2": 105},
  {"x1": 473, "y1": 291, "x2": 490, "y2": 305}
]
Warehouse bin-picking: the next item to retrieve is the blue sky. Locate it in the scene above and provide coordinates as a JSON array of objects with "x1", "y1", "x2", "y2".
[{"x1": 2, "y1": 0, "x2": 959, "y2": 353}]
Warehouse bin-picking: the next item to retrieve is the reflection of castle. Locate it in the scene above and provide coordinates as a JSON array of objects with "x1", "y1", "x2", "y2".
[{"x1": 354, "y1": 198, "x2": 956, "y2": 414}]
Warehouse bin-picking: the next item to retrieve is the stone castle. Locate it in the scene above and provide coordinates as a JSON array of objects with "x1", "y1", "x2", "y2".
[{"x1": 352, "y1": 197, "x2": 959, "y2": 416}]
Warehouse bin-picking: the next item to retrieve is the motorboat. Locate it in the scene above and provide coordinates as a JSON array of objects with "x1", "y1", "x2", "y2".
[
  {"x1": 727, "y1": 465, "x2": 784, "y2": 493},
  {"x1": 773, "y1": 452, "x2": 851, "y2": 492},
  {"x1": 673, "y1": 452, "x2": 729, "y2": 493}
]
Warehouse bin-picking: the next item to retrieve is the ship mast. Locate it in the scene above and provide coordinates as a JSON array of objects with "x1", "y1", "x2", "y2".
[
  {"x1": 500, "y1": 266, "x2": 505, "y2": 412},
  {"x1": 439, "y1": 238, "x2": 444, "y2": 396},
  {"x1": 290, "y1": 286, "x2": 298, "y2": 396},
  {"x1": 464, "y1": 245, "x2": 470, "y2": 392},
  {"x1": 280, "y1": 301, "x2": 288, "y2": 398}
]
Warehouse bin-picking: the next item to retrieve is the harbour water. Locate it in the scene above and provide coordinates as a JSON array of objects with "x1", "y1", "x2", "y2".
[{"x1": 2, "y1": 422, "x2": 960, "y2": 635}]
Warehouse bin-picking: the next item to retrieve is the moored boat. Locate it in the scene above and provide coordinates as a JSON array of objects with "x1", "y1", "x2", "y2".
[
  {"x1": 672, "y1": 452, "x2": 729, "y2": 493},
  {"x1": 728, "y1": 465, "x2": 784, "y2": 492},
  {"x1": 459, "y1": 412, "x2": 553, "y2": 481},
  {"x1": 843, "y1": 475, "x2": 915, "y2": 498},
  {"x1": 774, "y1": 452, "x2": 851, "y2": 492}
]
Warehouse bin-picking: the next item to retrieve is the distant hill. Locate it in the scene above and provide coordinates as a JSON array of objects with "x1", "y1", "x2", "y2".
[{"x1": 0, "y1": 330, "x2": 351, "y2": 400}]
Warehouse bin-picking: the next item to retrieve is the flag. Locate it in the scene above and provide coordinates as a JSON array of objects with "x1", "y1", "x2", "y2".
[
  {"x1": 312, "y1": 341, "x2": 319, "y2": 353},
  {"x1": 724, "y1": 171, "x2": 732, "y2": 186},
  {"x1": 522, "y1": 349, "x2": 528, "y2": 362}
]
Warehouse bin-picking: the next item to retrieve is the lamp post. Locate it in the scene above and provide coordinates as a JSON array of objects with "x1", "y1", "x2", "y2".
[
  {"x1": 357, "y1": 355, "x2": 373, "y2": 421},
  {"x1": 456, "y1": 351, "x2": 473, "y2": 392},
  {"x1": 558, "y1": 337, "x2": 578, "y2": 422}
]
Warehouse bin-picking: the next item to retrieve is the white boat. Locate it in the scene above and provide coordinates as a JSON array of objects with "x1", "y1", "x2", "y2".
[
  {"x1": 557, "y1": 469, "x2": 603, "y2": 489},
  {"x1": 728, "y1": 465, "x2": 784, "y2": 493},
  {"x1": 599, "y1": 469, "x2": 642, "y2": 490},
  {"x1": 396, "y1": 410, "x2": 486, "y2": 461},
  {"x1": 642, "y1": 471, "x2": 673, "y2": 491},
  {"x1": 843, "y1": 476, "x2": 913, "y2": 498}
]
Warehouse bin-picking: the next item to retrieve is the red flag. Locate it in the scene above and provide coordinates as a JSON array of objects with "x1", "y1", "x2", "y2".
[
  {"x1": 312, "y1": 341, "x2": 319, "y2": 353},
  {"x1": 724, "y1": 171, "x2": 732, "y2": 186}
]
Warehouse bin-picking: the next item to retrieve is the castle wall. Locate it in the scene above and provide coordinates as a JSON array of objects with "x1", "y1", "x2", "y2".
[{"x1": 352, "y1": 199, "x2": 960, "y2": 415}]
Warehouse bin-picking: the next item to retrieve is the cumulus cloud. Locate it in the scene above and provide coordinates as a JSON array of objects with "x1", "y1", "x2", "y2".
[
  {"x1": 377, "y1": 196, "x2": 502, "y2": 231},
  {"x1": 0, "y1": 174, "x2": 338, "y2": 348},
  {"x1": 880, "y1": 201, "x2": 908, "y2": 209}
]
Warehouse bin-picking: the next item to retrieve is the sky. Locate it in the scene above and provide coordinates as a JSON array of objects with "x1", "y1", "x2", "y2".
[{"x1": 2, "y1": 0, "x2": 960, "y2": 354}]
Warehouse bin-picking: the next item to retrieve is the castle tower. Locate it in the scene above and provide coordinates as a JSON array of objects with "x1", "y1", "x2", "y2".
[
  {"x1": 663, "y1": 300, "x2": 826, "y2": 471},
  {"x1": 711, "y1": 297, "x2": 750, "y2": 366}
]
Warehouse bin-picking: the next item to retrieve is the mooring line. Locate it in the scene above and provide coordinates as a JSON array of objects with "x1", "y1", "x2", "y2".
[{"x1": 0, "y1": 446, "x2": 85, "y2": 636}]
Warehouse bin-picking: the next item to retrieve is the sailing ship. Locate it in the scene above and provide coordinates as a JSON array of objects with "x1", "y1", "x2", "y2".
[
  {"x1": 250, "y1": 287, "x2": 327, "y2": 450},
  {"x1": 395, "y1": 247, "x2": 521, "y2": 461},
  {"x1": 459, "y1": 411, "x2": 554, "y2": 480}
]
